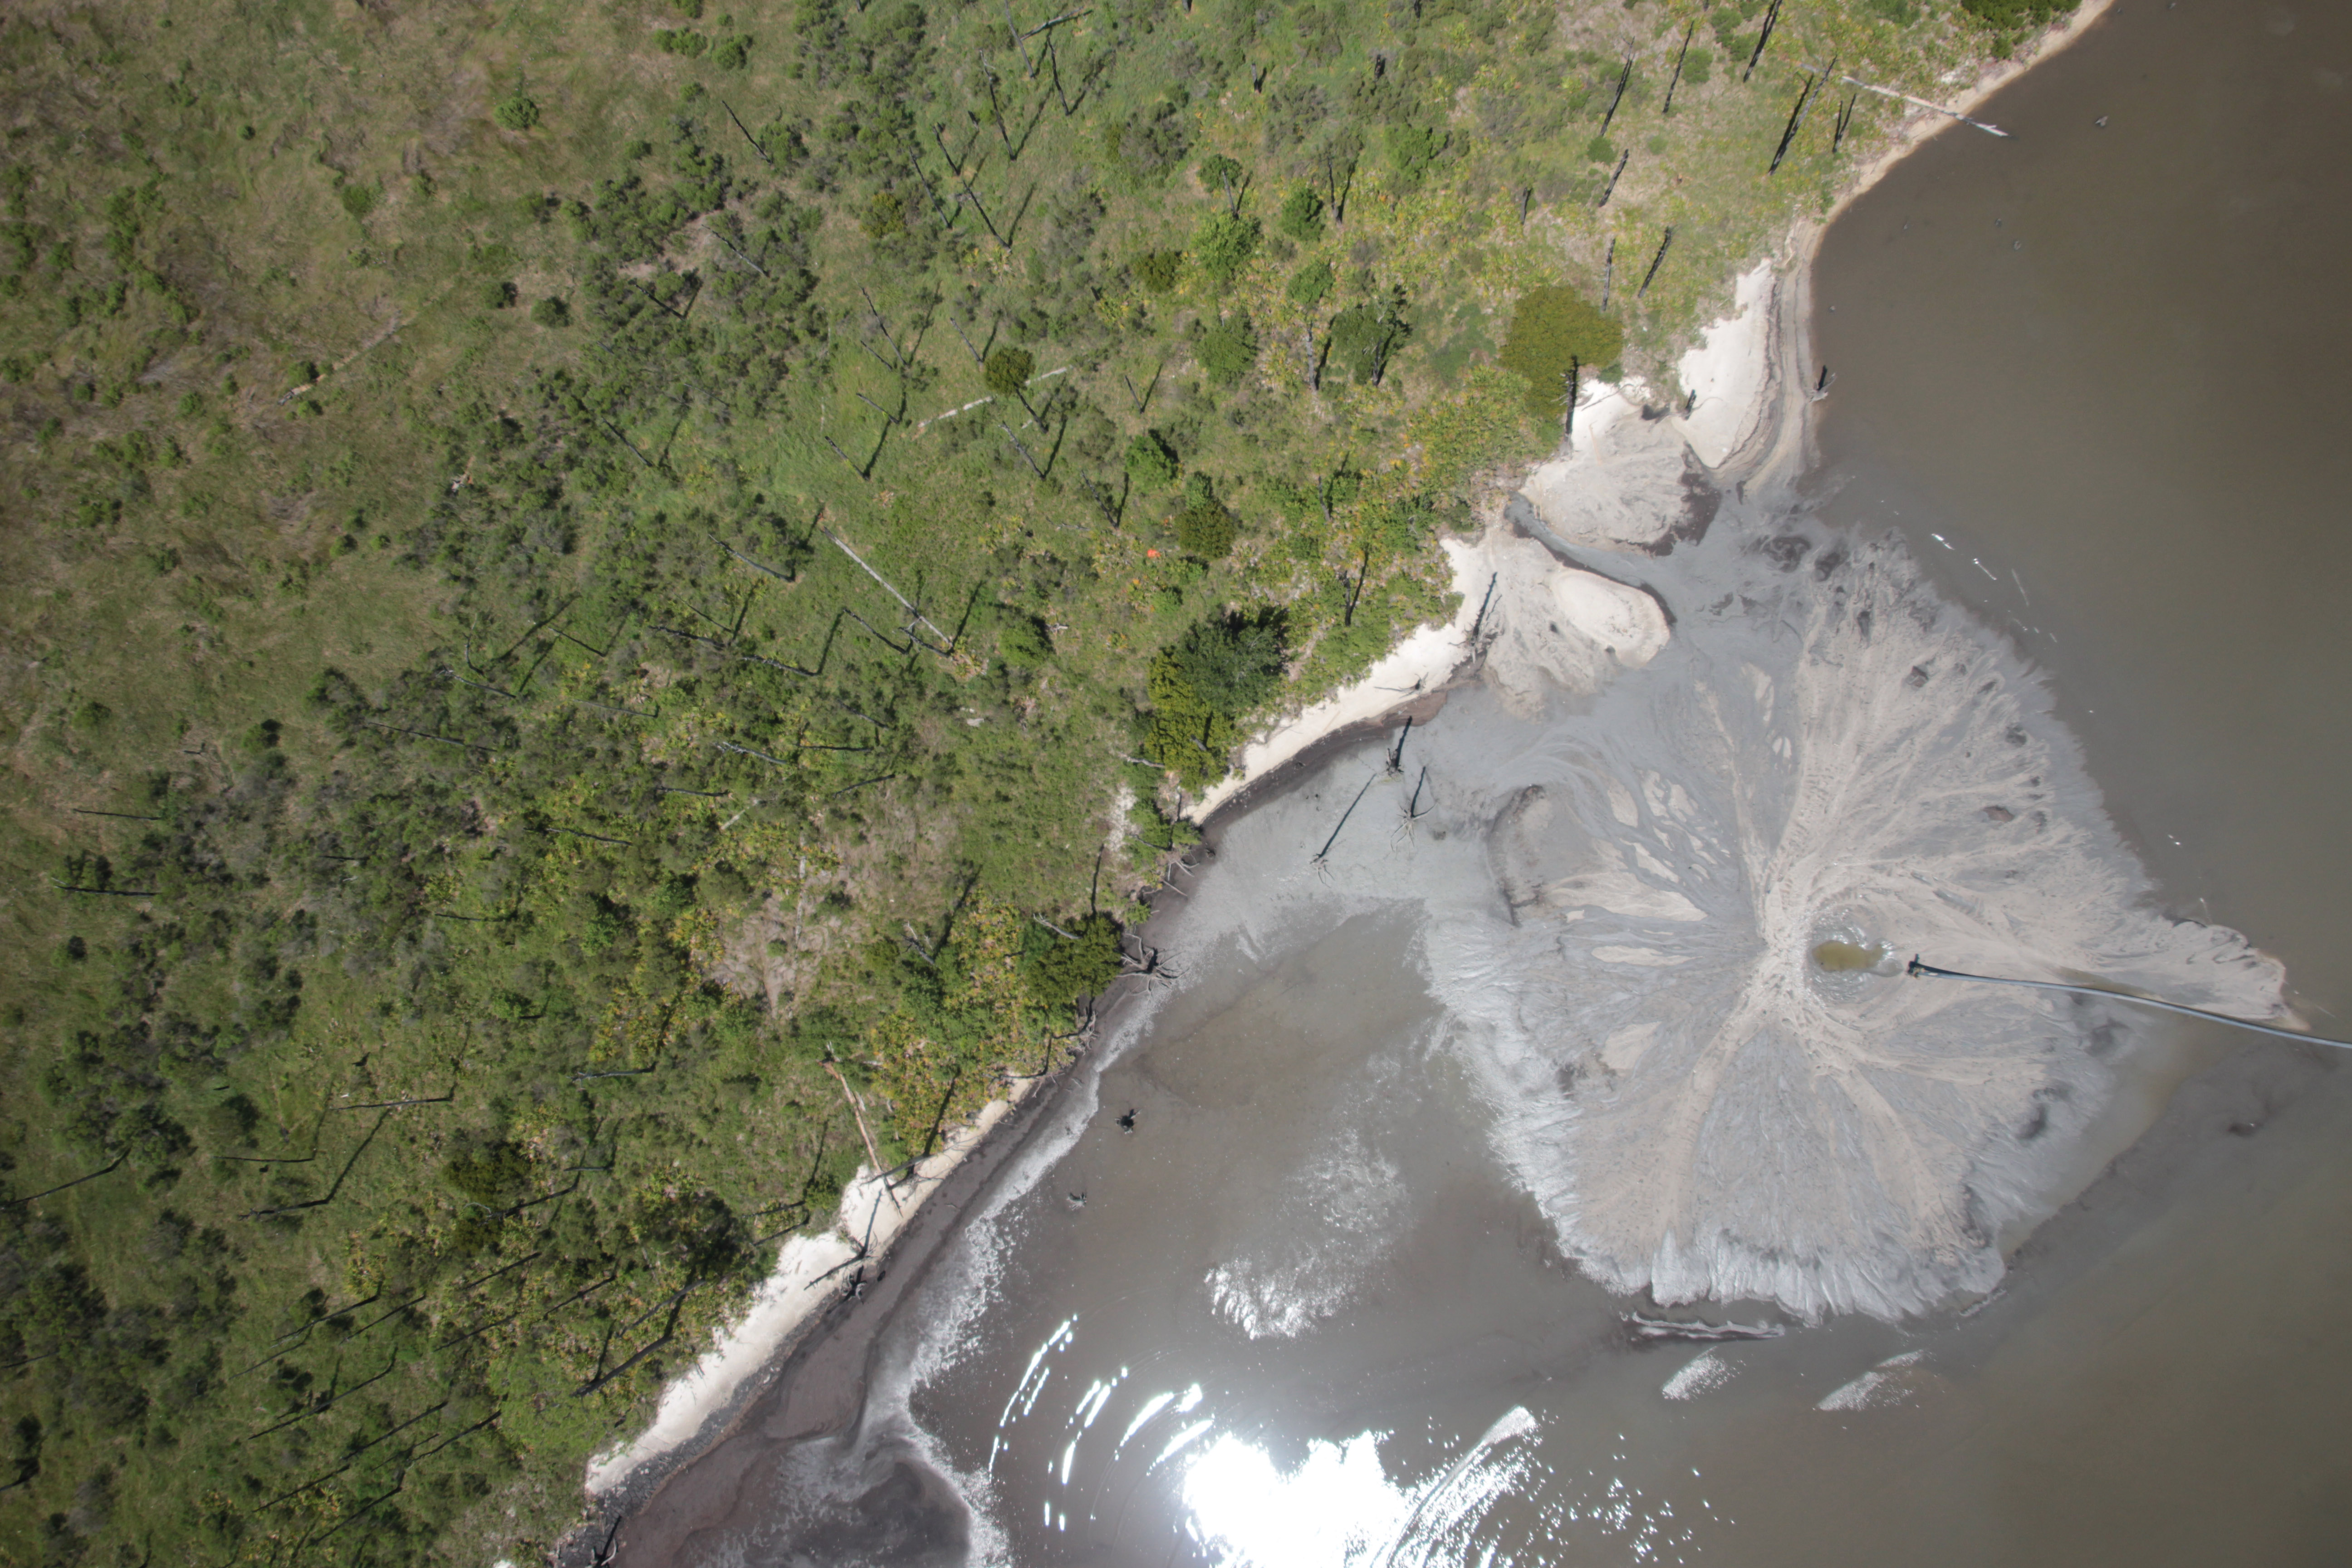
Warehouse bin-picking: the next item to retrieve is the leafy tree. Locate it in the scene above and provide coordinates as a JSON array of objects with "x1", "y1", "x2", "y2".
[
  {"x1": 529, "y1": 294, "x2": 571, "y2": 328},
  {"x1": 493, "y1": 93, "x2": 541, "y2": 131},
  {"x1": 1144, "y1": 659, "x2": 1235, "y2": 791},
  {"x1": 1193, "y1": 212, "x2": 1262, "y2": 283},
  {"x1": 1142, "y1": 610, "x2": 1289, "y2": 789},
  {"x1": 1026, "y1": 913, "x2": 1123, "y2": 1008},
  {"x1": 1197, "y1": 154, "x2": 1246, "y2": 214},
  {"x1": 1197, "y1": 314, "x2": 1258, "y2": 388},
  {"x1": 1277, "y1": 186, "x2": 1326, "y2": 243},
  {"x1": 480, "y1": 279, "x2": 518, "y2": 309},
  {"x1": 1498, "y1": 283, "x2": 1622, "y2": 419},
  {"x1": 1125, "y1": 429, "x2": 1180, "y2": 489},
  {"x1": 998, "y1": 611, "x2": 1054, "y2": 667},
  {"x1": 1134, "y1": 249, "x2": 1184, "y2": 294},
  {"x1": 1386, "y1": 125, "x2": 1447, "y2": 187},
  {"x1": 984, "y1": 346, "x2": 1035, "y2": 399},
  {"x1": 1122, "y1": 797, "x2": 1201, "y2": 873},
  {"x1": 1328, "y1": 288, "x2": 1412, "y2": 386},
  {"x1": 1287, "y1": 259, "x2": 1334, "y2": 308},
  {"x1": 1175, "y1": 472, "x2": 1238, "y2": 558},
  {"x1": 1960, "y1": 0, "x2": 2071, "y2": 28},
  {"x1": 445, "y1": 1141, "x2": 531, "y2": 1204},
  {"x1": 1107, "y1": 88, "x2": 1194, "y2": 185},
  {"x1": 1164, "y1": 608, "x2": 1287, "y2": 717}
]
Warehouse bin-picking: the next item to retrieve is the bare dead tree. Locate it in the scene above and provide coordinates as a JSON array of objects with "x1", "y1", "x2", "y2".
[
  {"x1": 1466, "y1": 572, "x2": 1500, "y2": 643},
  {"x1": 719, "y1": 98, "x2": 772, "y2": 165},
  {"x1": 1638, "y1": 227, "x2": 1676, "y2": 298},
  {"x1": 826, "y1": 1059, "x2": 899, "y2": 1208},
  {"x1": 1745, "y1": 0, "x2": 1783, "y2": 82},
  {"x1": 1597, "y1": 149, "x2": 1630, "y2": 208},
  {"x1": 1600, "y1": 57, "x2": 1632, "y2": 135},
  {"x1": 1309, "y1": 771, "x2": 1379, "y2": 877},
  {"x1": 1000, "y1": 0, "x2": 1033, "y2": 74},
  {"x1": 1663, "y1": 22, "x2": 1695, "y2": 114},
  {"x1": 1770, "y1": 64, "x2": 1830, "y2": 175}
]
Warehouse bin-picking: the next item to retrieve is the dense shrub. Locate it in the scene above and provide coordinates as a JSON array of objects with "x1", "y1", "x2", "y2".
[
  {"x1": 1125, "y1": 429, "x2": 1180, "y2": 489},
  {"x1": 1498, "y1": 284, "x2": 1621, "y2": 419},
  {"x1": 1134, "y1": 249, "x2": 1184, "y2": 293},
  {"x1": 1193, "y1": 212, "x2": 1262, "y2": 283},
  {"x1": 1143, "y1": 611, "x2": 1289, "y2": 789},
  {"x1": 492, "y1": 93, "x2": 540, "y2": 131},
  {"x1": 984, "y1": 346, "x2": 1035, "y2": 398},
  {"x1": 1328, "y1": 289, "x2": 1412, "y2": 386},
  {"x1": 1197, "y1": 314, "x2": 1258, "y2": 388},
  {"x1": 1276, "y1": 186, "x2": 1325, "y2": 242},
  {"x1": 1174, "y1": 473, "x2": 1238, "y2": 558},
  {"x1": 1287, "y1": 259, "x2": 1334, "y2": 308}
]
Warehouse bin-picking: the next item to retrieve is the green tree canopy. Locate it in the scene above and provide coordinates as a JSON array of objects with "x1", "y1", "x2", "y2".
[
  {"x1": 1193, "y1": 212, "x2": 1262, "y2": 283},
  {"x1": 1197, "y1": 154, "x2": 1246, "y2": 213},
  {"x1": 493, "y1": 92, "x2": 541, "y2": 131},
  {"x1": 984, "y1": 346, "x2": 1035, "y2": 399},
  {"x1": 1134, "y1": 248, "x2": 1184, "y2": 294},
  {"x1": 1386, "y1": 124, "x2": 1447, "y2": 188},
  {"x1": 1175, "y1": 472, "x2": 1239, "y2": 558},
  {"x1": 1277, "y1": 186, "x2": 1325, "y2": 242},
  {"x1": 1125, "y1": 429, "x2": 1180, "y2": 489},
  {"x1": 1143, "y1": 609, "x2": 1292, "y2": 789},
  {"x1": 1499, "y1": 284, "x2": 1622, "y2": 419},
  {"x1": 1026, "y1": 912, "x2": 1124, "y2": 1009},
  {"x1": 1287, "y1": 259, "x2": 1334, "y2": 308},
  {"x1": 1328, "y1": 288, "x2": 1412, "y2": 386},
  {"x1": 1961, "y1": 0, "x2": 2071, "y2": 31},
  {"x1": 1197, "y1": 314, "x2": 1258, "y2": 387},
  {"x1": 1163, "y1": 607, "x2": 1286, "y2": 716}
]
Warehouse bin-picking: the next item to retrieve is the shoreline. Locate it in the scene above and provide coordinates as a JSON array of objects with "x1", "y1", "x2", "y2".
[
  {"x1": 568, "y1": 0, "x2": 2123, "y2": 1539},
  {"x1": 579, "y1": 1085, "x2": 1040, "y2": 1498}
]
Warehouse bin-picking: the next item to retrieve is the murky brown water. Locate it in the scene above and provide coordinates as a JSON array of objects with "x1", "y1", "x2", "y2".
[
  {"x1": 1784, "y1": 0, "x2": 2352, "y2": 1556},
  {"x1": 617, "y1": 3, "x2": 2352, "y2": 1562}
]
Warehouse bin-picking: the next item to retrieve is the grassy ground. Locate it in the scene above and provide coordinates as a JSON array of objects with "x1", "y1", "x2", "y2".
[{"x1": 0, "y1": 0, "x2": 2030, "y2": 1560}]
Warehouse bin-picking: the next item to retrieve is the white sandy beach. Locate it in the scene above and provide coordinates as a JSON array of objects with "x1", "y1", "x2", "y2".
[
  {"x1": 1185, "y1": 521, "x2": 1676, "y2": 822},
  {"x1": 583, "y1": 1086, "x2": 1036, "y2": 1497}
]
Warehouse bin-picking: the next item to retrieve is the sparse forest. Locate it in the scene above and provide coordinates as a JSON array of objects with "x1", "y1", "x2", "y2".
[{"x1": 0, "y1": 0, "x2": 2054, "y2": 1560}]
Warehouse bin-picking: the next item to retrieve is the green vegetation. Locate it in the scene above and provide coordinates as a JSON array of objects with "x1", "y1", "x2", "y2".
[
  {"x1": 1959, "y1": 0, "x2": 2077, "y2": 55},
  {"x1": 0, "y1": 0, "x2": 2021, "y2": 1559},
  {"x1": 1499, "y1": 284, "x2": 1626, "y2": 421},
  {"x1": 1193, "y1": 211, "x2": 1263, "y2": 283},
  {"x1": 1196, "y1": 315, "x2": 1260, "y2": 389},
  {"x1": 1143, "y1": 611, "x2": 1289, "y2": 790},
  {"x1": 1289, "y1": 259, "x2": 1337, "y2": 308},
  {"x1": 491, "y1": 93, "x2": 542, "y2": 132},
  {"x1": 983, "y1": 346, "x2": 1037, "y2": 401},
  {"x1": 1175, "y1": 472, "x2": 1241, "y2": 559},
  {"x1": 1125, "y1": 428, "x2": 1181, "y2": 490},
  {"x1": 1277, "y1": 186, "x2": 1326, "y2": 243}
]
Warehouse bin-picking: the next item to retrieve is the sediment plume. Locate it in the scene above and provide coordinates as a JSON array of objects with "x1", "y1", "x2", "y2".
[{"x1": 1166, "y1": 522, "x2": 2285, "y2": 1321}]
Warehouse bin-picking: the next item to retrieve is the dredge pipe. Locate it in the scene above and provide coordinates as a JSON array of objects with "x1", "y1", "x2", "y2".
[{"x1": 1906, "y1": 956, "x2": 2352, "y2": 1051}]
